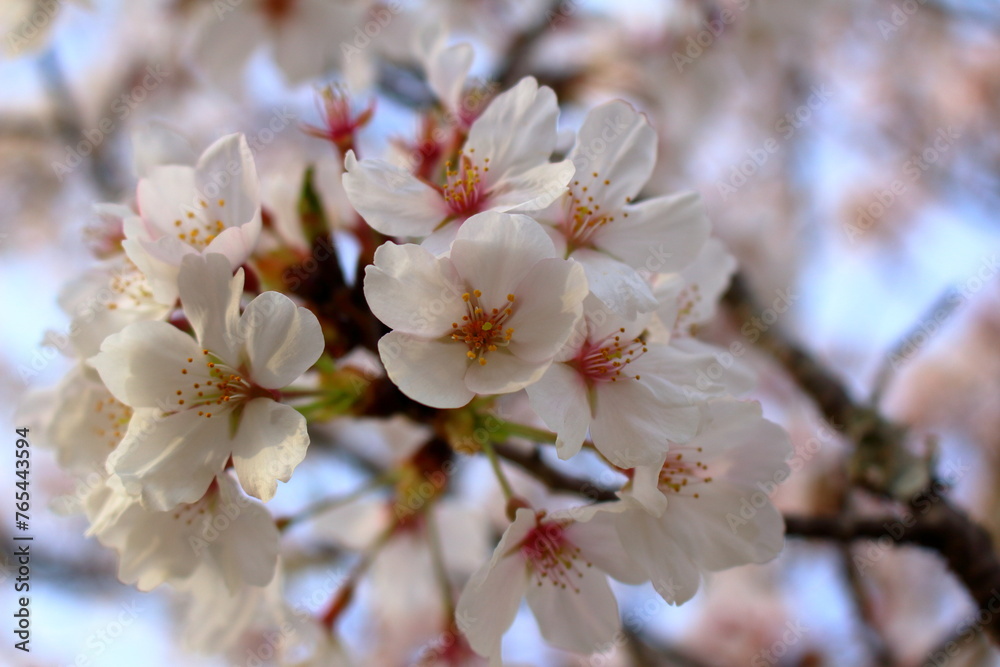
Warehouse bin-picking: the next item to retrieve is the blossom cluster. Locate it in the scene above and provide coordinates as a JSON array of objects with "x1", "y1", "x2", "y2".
[{"x1": 23, "y1": 24, "x2": 792, "y2": 666}]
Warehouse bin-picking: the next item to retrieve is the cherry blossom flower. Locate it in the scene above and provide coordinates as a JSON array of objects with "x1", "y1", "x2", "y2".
[
  {"x1": 85, "y1": 472, "x2": 280, "y2": 592},
  {"x1": 90, "y1": 252, "x2": 324, "y2": 509},
  {"x1": 27, "y1": 365, "x2": 132, "y2": 475},
  {"x1": 538, "y1": 100, "x2": 710, "y2": 319},
  {"x1": 614, "y1": 399, "x2": 791, "y2": 604},
  {"x1": 124, "y1": 133, "x2": 262, "y2": 306},
  {"x1": 364, "y1": 211, "x2": 587, "y2": 408},
  {"x1": 455, "y1": 506, "x2": 645, "y2": 662},
  {"x1": 525, "y1": 295, "x2": 701, "y2": 468},
  {"x1": 343, "y1": 77, "x2": 574, "y2": 246}
]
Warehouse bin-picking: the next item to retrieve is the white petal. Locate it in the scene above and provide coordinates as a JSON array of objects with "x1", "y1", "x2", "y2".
[
  {"x1": 194, "y1": 133, "x2": 262, "y2": 258},
  {"x1": 676, "y1": 237, "x2": 738, "y2": 328},
  {"x1": 232, "y1": 399, "x2": 310, "y2": 502},
  {"x1": 465, "y1": 77, "x2": 560, "y2": 182},
  {"x1": 524, "y1": 363, "x2": 591, "y2": 460},
  {"x1": 137, "y1": 165, "x2": 197, "y2": 235},
  {"x1": 239, "y1": 292, "x2": 324, "y2": 389},
  {"x1": 464, "y1": 350, "x2": 549, "y2": 395},
  {"x1": 178, "y1": 253, "x2": 242, "y2": 363},
  {"x1": 364, "y1": 242, "x2": 466, "y2": 336},
  {"x1": 342, "y1": 151, "x2": 446, "y2": 236},
  {"x1": 506, "y1": 258, "x2": 587, "y2": 363},
  {"x1": 456, "y1": 509, "x2": 535, "y2": 660},
  {"x1": 593, "y1": 191, "x2": 710, "y2": 273},
  {"x1": 627, "y1": 463, "x2": 669, "y2": 517},
  {"x1": 568, "y1": 100, "x2": 656, "y2": 209},
  {"x1": 590, "y1": 379, "x2": 698, "y2": 468},
  {"x1": 615, "y1": 509, "x2": 701, "y2": 605},
  {"x1": 487, "y1": 160, "x2": 574, "y2": 213},
  {"x1": 451, "y1": 212, "x2": 555, "y2": 308},
  {"x1": 106, "y1": 408, "x2": 232, "y2": 510},
  {"x1": 670, "y1": 337, "x2": 756, "y2": 396},
  {"x1": 665, "y1": 488, "x2": 785, "y2": 571},
  {"x1": 90, "y1": 321, "x2": 204, "y2": 409},
  {"x1": 572, "y1": 248, "x2": 658, "y2": 320},
  {"x1": 427, "y1": 42, "x2": 474, "y2": 112},
  {"x1": 564, "y1": 508, "x2": 648, "y2": 585},
  {"x1": 526, "y1": 562, "x2": 620, "y2": 654},
  {"x1": 378, "y1": 332, "x2": 475, "y2": 408},
  {"x1": 210, "y1": 472, "x2": 281, "y2": 590}
]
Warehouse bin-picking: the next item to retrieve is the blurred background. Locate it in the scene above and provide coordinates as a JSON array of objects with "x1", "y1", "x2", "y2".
[{"x1": 1, "y1": 0, "x2": 999, "y2": 665}]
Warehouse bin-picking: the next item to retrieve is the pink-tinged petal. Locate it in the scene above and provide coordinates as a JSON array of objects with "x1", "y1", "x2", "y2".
[
  {"x1": 590, "y1": 379, "x2": 698, "y2": 468},
  {"x1": 211, "y1": 472, "x2": 280, "y2": 590},
  {"x1": 90, "y1": 321, "x2": 205, "y2": 409},
  {"x1": 615, "y1": 508, "x2": 701, "y2": 605},
  {"x1": 568, "y1": 100, "x2": 656, "y2": 209},
  {"x1": 195, "y1": 134, "x2": 261, "y2": 238},
  {"x1": 571, "y1": 248, "x2": 658, "y2": 320},
  {"x1": 232, "y1": 399, "x2": 310, "y2": 502},
  {"x1": 178, "y1": 253, "x2": 242, "y2": 363},
  {"x1": 451, "y1": 212, "x2": 556, "y2": 308},
  {"x1": 487, "y1": 160, "x2": 574, "y2": 213},
  {"x1": 524, "y1": 362, "x2": 591, "y2": 460},
  {"x1": 238, "y1": 292, "x2": 324, "y2": 389},
  {"x1": 666, "y1": 486, "x2": 785, "y2": 571},
  {"x1": 203, "y1": 224, "x2": 259, "y2": 269},
  {"x1": 106, "y1": 408, "x2": 232, "y2": 510},
  {"x1": 463, "y1": 349, "x2": 549, "y2": 395},
  {"x1": 465, "y1": 77, "x2": 560, "y2": 182},
  {"x1": 342, "y1": 150, "x2": 446, "y2": 236},
  {"x1": 525, "y1": 562, "x2": 620, "y2": 654},
  {"x1": 593, "y1": 191, "x2": 710, "y2": 273},
  {"x1": 506, "y1": 258, "x2": 587, "y2": 363},
  {"x1": 456, "y1": 510, "x2": 535, "y2": 660},
  {"x1": 364, "y1": 242, "x2": 466, "y2": 336},
  {"x1": 378, "y1": 332, "x2": 475, "y2": 408},
  {"x1": 562, "y1": 506, "x2": 648, "y2": 585}
]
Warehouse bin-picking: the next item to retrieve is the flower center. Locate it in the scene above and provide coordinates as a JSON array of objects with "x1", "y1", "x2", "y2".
[
  {"x1": 574, "y1": 327, "x2": 647, "y2": 383},
  {"x1": 174, "y1": 350, "x2": 268, "y2": 419},
  {"x1": 559, "y1": 173, "x2": 626, "y2": 249},
  {"x1": 518, "y1": 519, "x2": 590, "y2": 592},
  {"x1": 658, "y1": 446, "x2": 713, "y2": 499},
  {"x1": 450, "y1": 290, "x2": 515, "y2": 366},
  {"x1": 170, "y1": 198, "x2": 228, "y2": 249},
  {"x1": 441, "y1": 152, "x2": 490, "y2": 217},
  {"x1": 107, "y1": 260, "x2": 155, "y2": 310},
  {"x1": 91, "y1": 394, "x2": 133, "y2": 449}
]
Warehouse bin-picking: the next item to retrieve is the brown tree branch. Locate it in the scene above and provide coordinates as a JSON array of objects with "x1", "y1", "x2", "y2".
[
  {"x1": 492, "y1": 442, "x2": 618, "y2": 502},
  {"x1": 725, "y1": 272, "x2": 1000, "y2": 646}
]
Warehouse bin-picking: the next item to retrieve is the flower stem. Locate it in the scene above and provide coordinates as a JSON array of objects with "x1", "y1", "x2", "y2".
[
  {"x1": 497, "y1": 421, "x2": 558, "y2": 444},
  {"x1": 424, "y1": 505, "x2": 455, "y2": 616},
  {"x1": 481, "y1": 439, "x2": 515, "y2": 502}
]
